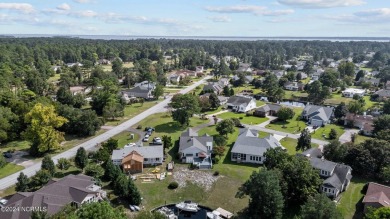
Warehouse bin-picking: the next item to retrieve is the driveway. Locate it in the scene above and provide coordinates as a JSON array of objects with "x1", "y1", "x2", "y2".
[
  {"x1": 339, "y1": 129, "x2": 360, "y2": 143},
  {"x1": 0, "y1": 76, "x2": 211, "y2": 191}
]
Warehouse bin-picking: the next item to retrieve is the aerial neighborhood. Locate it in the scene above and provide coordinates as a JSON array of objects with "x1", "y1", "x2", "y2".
[{"x1": 0, "y1": 37, "x2": 389, "y2": 219}]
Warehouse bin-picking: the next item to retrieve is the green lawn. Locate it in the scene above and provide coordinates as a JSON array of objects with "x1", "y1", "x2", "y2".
[
  {"x1": 284, "y1": 90, "x2": 308, "y2": 99},
  {"x1": 233, "y1": 85, "x2": 258, "y2": 95},
  {"x1": 105, "y1": 101, "x2": 158, "y2": 126},
  {"x1": 204, "y1": 106, "x2": 225, "y2": 115},
  {"x1": 337, "y1": 178, "x2": 369, "y2": 219},
  {"x1": 324, "y1": 93, "x2": 378, "y2": 109},
  {"x1": 217, "y1": 112, "x2": 269, "y2": 125},
  {"x1": 123, "y1": 62, "x2": 134, "y2": 68},
  {"x1": 311, "y1": 124, "x2": 345, "y2": 140},
  {"x1": 280, "y1": 137, "x2": 319, "y2": 155},
  {"x1": 47, "y1": 73, "x2": 61, "y2": 83},
  {"x1": 256, "y1": 100, "x2": 266, "y2": 107},
  {"x1": 101, "y1": 65, "x2": 112, "y2": 72},
  {"x1": 354, "y1": 134, "x2": 373, "y2": 145},
  {"x1": 265, "y1": 108, "x2": 306, "y2": 134},
  {"x1": 0, "y1": 163, "x2": 25, "y2": 179},
  {"x1": 0, "y1": 140, "x2": 31, "y2": 152},
  {"x1": 112, "y1": 131, "x2": 140, "y2": 148}
]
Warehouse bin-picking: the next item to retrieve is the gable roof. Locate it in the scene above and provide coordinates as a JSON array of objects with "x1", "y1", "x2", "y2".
[
  {"x1": 231, "y1": 129, "x2": 283, "y2": 156},
  {"x1": 323, "y1": 164, "x2": 352, "y2": 189},
  {"x1": 310, "y1": 157, "x2": 337, "y2": 173},
  {"x1": 375, "y1": 89, "x2": 390, "y2": 97},
  {"x1": 181, "y1": 128, "x2": 198, "y2": 137},
  {"x1": 255, "y1": 104, "x2": 282, "y2": 113},
  {"x1": 122, "y1": 151, "x2": 144, "y2": 164},
  {"x1": 0, "y1": 175, "x2": 98, "y2": 219},
  {"x1": 303, "y1": 104, "x2": 334, "y2": 121},
  {"x1": 203, "y1": 83, "x2": 223, "y2": 92},
  {"x1": 300, "y1": 147, "x2": 323, "y2": 158},
  {"x1": 344, "y1": 113, "x2": 374, "y2": 123},
  {"x1": 111, "y1": 146, "x2": 163, "y2": 161},
  {"x1": 227, "y1": 96, "x2": 253, "y2": 106},
  {"x1": 362, "y1": 182, "x2": 390, "y2": 207}
]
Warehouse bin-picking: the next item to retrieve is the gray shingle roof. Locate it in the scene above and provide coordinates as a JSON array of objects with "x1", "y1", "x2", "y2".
[
  {"x1": 375, "y1": 89, "x2": 390, "y2": 97},
  {"x1": 0, "y1": 175, "x2": 99, "y2": 219},
  {"x1": 203, "y1": 83, "x2": 223, "y2": 93},
  {"x1": 310, "y1": 157, "x2": 337, "y2": 173},
  {"x1": 323, "y1": 164, "x2": 352, "y2": 190},
  {"x1": 111, "y1": 146, "x2": 163, "y2": 160},
  {"x1": 227, "y1": 96, "x2": 253, "y2": 106},
  {"x1": 255, "y1": 104, "x2": 282, "y2": 113},
  {"x1": 179, "y1": 129, "x2": 213, "y2": 153},
  {"x1": 303, "y1": 104, "x2": 334, "y2": 121},
  {"x1": 231, "y1": 129, "x2": 283, "y2": 156}
]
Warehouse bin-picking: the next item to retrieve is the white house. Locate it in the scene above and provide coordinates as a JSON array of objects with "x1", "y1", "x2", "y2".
[
  {"x1": 178, "y1": 128, "x2": 213, "y2": 169},
  {"x1": 342, "y1": 88, "x2": 366, "y2": 98},
  {"x1": 111, "y1": 145, "x2": 163, "y2": 166},
  {"x1": 226, "y1": 96, "x2": 257, "y2": 113},
  {"x1": 231, "y1": 129, "x2": 284, "y2": 164}
]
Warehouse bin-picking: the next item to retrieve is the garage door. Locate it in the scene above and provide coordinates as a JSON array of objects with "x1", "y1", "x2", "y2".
[{"x1": 311, "y1": 119, "x2": 323, "y2": 127}]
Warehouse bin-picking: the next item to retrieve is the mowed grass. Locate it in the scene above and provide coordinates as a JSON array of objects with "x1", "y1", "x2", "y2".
[
  {"x1": 0, "y1": 163, "x2": 25, "y2": 179},
  {"x1": 105, "y1": 101, "x2": 158, "y2": 126},
  {"x1": 324, "y1": 93, "x2": 378, "y2": 109},
  {"x1": 217, "y1": 112, "x2": 269, "y2": 125},
  {"x1": 280, "y1": 137, "x2": 318, "y2": 155},
  {"x1": 265, "y1": 108, "x2": 306, "y2": 134},
  {"x1": 0, "y1": 140, "x2": 31, "y2": 152},
  {"x1": 311, "y1": 124, "x2": 345, "y2": 140},
  {"x1": 284, "y1": 90, "x2": 308, "y2": 99},
  {"x1": 112, "y1": 131, "x2": 140, "y2": 148},
  {"x1": 354, "y1": 134, "x2": 373, "y2": 144},
  {"x1": 337, "y1": 178, "x2": 369, "y2": 219}
]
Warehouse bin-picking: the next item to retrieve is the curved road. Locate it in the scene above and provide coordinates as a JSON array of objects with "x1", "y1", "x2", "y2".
[{"x1": 0, "y1": 77, "x2": 211, "y2": 191}]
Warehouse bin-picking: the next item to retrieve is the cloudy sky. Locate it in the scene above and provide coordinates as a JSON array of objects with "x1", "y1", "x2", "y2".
[{"x1": 0, "y1": 0, "x2": 389, "y2": 36}]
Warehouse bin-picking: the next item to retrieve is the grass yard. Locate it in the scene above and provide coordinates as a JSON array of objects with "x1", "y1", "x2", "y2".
[
  {"x1": 204, "y1": 106, "x2": 225, "y2": 115},
  {"x1": 232, "y1": 85, "x2": 258, "y2": 95},
  {"x1": 59, "y1": 129, "x2": 107, "y2": 152},
  {"x1": 337, "y1": 177, "x2": 369, "y2": 219},
  {"x1": 311, "y1": 124, "x2": 345, "y2": 140},
  {"x1": 0, "y1": 140, "x2": 31, "y2": 152},
  {"x1": 101, "y1": 65, "x2": 113, "y2": 72},
  {"x1": 0, "y1": 163, "x2": 25, "y2": 179},
  {"x1": 47, "y1": 73, "x2": 61, "y2": 83},
  {"x1": 256, "y1": 100, "x2": 266, "y2": 107},
  {"x1": 284, "y1": 90, "x2": 308, "y2": 99},
  {"x1": 265, "y1": 108, "x2": 306, "y2": 134},
  {"x1": 112, "y1": 131, "x2": 140, "y2": 148},
  {"x1": 105, "y1": 101, "x2": 159, "y2": 126},
  {"x1": 324, "y1": 93, "x2": 378, "y2": 109},
  {"x1": 354, "y1": 134, "x2": 373, "y2": 145},
  {"x1": 0, "y1": 185, "x2": 16, "y2": 198},
  {"x1": 280, "y1": 137, "x2": 318, "y2": 155},
  {"x1": 123, "y1": 62, "x2": 134, "y2": 68},
  {"x1": 217, "y1": 112, "x2": 269, "y2": 125}
]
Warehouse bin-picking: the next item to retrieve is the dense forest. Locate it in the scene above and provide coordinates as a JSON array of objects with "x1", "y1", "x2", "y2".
[{"x1": 0, "y1": 38, "x2": 390, "y2": 156}]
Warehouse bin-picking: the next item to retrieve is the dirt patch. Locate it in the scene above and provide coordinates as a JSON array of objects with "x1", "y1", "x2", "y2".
[{"x1": 173, "y1": 167, "x2": 220, "y2": 191}]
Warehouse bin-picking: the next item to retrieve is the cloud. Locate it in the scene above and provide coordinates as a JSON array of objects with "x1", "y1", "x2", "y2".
[
  {"x1": 278, "y1": 0, "x2": 365, "y2": 8},
  {"x1": 207, "y1": 16, "x2": 231, "y2": 22},
  {"x1": 57, "y1": 3, "x2": 71, "y2": 11},
  {"x1": 0, "y1": 3, "x2": 34, "y2": 13},
  {"x1": 43, "y1": 8, "x2": 98, "y2": 18},
  {"x1": 204, "y1": 5, "x2": 294, "y2": 16},
  {"x1": 324, "y1": 8, "x2": 390, "y2": 24},
  {"x1": 73, "y1": 0, "x2": 94, "y2": 3}
]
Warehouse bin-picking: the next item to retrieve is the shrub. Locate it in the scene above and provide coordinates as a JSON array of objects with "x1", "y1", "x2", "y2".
[
  {"x1": 168, "y1": 182, "x2": 179, "y2": 189},
  {"x1": 136, "y1": 125, "x2": 142, "y2": 129},
  {"x1": 213, "y1": 171, "x2": 220, "y2": 176},
  {"x1": 239, "y1": 117, "x2": 243, "y2": 120},
  {"x1": 0, "y1": 156, "x2": 7, "y2": 168}
]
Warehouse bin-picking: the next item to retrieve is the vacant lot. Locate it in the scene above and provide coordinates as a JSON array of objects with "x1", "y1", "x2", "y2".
[
  {"x1": 217, "y1": 112, "x2": 269, "y2": 125},
  {"x1": 265, "y1": 108, "x2": 306, "y2": 134},
  {"x1": 105, "y1": 101, "x2": 159, "y2": 126}
]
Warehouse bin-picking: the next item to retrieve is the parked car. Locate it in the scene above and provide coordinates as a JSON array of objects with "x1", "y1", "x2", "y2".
[
  {"x1": 142, "y1": 135, "x2": 150, "y2": 142},
  {"x1": 152, "y1": 137, "x2": 163, "y2": 145},
  {"x1": 3, "y1": 152, "x2": 12, "y2": 158},
  {"x1": 144, "y1": 127, "x2": 155, "y2": 132},
  {"x1": 0, "y1": 198, "x2": 8, "y2": 207}
]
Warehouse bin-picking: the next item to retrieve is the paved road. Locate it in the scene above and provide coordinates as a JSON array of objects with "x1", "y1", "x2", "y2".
[{"x1": 0, "y1": 77, "x2": 211, "y2": 191}]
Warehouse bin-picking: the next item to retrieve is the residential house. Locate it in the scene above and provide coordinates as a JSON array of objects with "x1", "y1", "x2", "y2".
[
  {"x1": 66, "y1": 62, "x2": 83, "y2": 68},
  {"x1": 309, "y1": 157, "x2": 352, "y2": 198},
  {"x1": 199, "y1": 93, "x2": 228, "y2": 105},
  {"x1": 178, "y1": 128, "x2": 213, "y2": 169},
  {"x1": 111, "y1": 145, "x2": 163, "y2": 173},
  {"x1": 271, "y1": 70, "x2": 286, "y2": 79},
  {"x1": 203, "y1": 83, "x2": 224, "y2": 94},
  {"x1": 195, "y1": 66, "x2": 204, "y2": 74},
  {"x1": 0, "y1": 174, "x2": 106, "y2": 219},
  {"x1": 302, "y1": 104, "x2": 334, "y2": 126},
  {"x1": 362, "y1": 182, "x2": 390, "y2": 212},
  {"x1": 344, "y1": 113, "x2": 374, "y2": 136},
  {"x1": 226, "y1": 96, "x2": 257, "y2": 113},
  {"x1": 231, "y1": 129, "x2": 284, "y2": 164},
  {"x1": 342, "y1": 88, "x2": 366, "y2": 98},
  {"x1": 218, "y1": 77, "x2": 230, "y2": 87},
  {"x1": 295, "y1": 72, "x2": 308, "y2": 80},
  {"x1": 359, "y1": 77, "x2": 380, "y2": 87},
  {"x1": 69, "y1": 86, "x2": 91, "y2": 95},
  {"x1": 169, "y1": 74, "x2": 181, "y2": 84},
  {"x1": 374, "y1": 81, "x2": 390, "y2": 101},
  {"x1": 284, "y1": 82, "x2": 305, "y2": 91},
  {"x1": 299, "y1": 147, "x2": 323, "y2": 159},
  {"x1": 51, "y1": 66, "x2": 61, "y2": 72},
  {"x1": 232, "y1": 75, "x2": 253, "y2": 84},
  {"x1": 97, "y1": 59, "x2": 111, "y2": 65},
  {"x1": 236, "y1": 63, "x2": 252, "y2": 73},
  {"x1": 175, "y1": 69, "x2": 197, "y2": 77},
  {"x1": 312, "y1": 69, "x2": 324, "y2": 81},
  {"x1": 253, "y1": 103, "x2": 282, "y2": 117},
  {"x1": 121, "y1": 81, "x2": 156, "y2": 99}
]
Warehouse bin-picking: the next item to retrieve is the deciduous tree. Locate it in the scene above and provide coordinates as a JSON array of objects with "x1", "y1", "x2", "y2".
[
  {"x1": 41, "y1": 155, "x2": 56, "y2": 176},
  {"x1": 75, "y1": 147, "x2": 88, "y2": 170},
  {"x1": 277, "y1": 107, "x2": 295, "y2": 122},
  {"x1": 216, "y1": 119, "x2": 235, "y2": 137},
  {"x1": 300, "y1": 193, "x2": 342, "y2": 219},
  {"x1": 297, "y1": 128, "x2": 311, "y2": 152},
  {"x1": 16, "y1": 172, "x2": 30, "y2": 192},
  {"x1": 56, "y1": 158, "x2": 71, "y2": 170}
]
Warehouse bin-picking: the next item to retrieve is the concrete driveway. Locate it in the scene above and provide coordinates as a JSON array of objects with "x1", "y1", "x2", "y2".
[{"x1": 339, "y1": 129, "x2": 360, "y2": 143}]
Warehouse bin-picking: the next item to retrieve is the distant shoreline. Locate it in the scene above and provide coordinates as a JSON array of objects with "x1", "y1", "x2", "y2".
[{"x1": 1, "y1": 34, "x2": 390, "y2": 42}]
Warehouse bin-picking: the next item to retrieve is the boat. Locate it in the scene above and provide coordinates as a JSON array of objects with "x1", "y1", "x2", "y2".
[
  {"x1": 157, "y1": 207, "x2": 178, "y2": 219},
  {"x1": 207, "y1": 211, "x2": 222, "y2": 219},
  {"x1": 175, "y1": 201, "x2": 200, "y2": 212},
  {"x1": 133, "y1": 205, "x2": 140, "y2": 211},
  {"x1": 129, "y1": 205, "x2": 135, "y2": 211}
]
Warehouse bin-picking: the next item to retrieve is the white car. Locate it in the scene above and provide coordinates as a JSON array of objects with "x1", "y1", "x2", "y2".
[
  {"x1": 0, "y1": 198, "x2": 8, "y2": 207},
  {"x1": 152, "y1": 137, "x2": 162, "y2": 145},
  {"x1": 142, "y1": 135, "x2": 150, "y2": 142}
]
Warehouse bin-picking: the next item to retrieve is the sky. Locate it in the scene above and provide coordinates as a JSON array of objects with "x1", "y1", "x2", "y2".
[{"x1": 0, "y1": 0, "x2": 389, "y2": 37}]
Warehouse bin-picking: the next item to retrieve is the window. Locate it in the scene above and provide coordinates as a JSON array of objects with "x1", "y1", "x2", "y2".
[
  {"x1": 241, "y1": 154, "x2": 246, "y2": 160},
  {"x1": 232, "y1": 153, "x2": 238, "y2": 159},
  {"x1": 195, "y1": 153, "x2": 198, "y2": 157},
  {"x1": 156, "y1": 158, "x2": 160, "y2": 161},
  {"x1": 144, "y1": 158, "x2": 148, "y2": 161}
]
